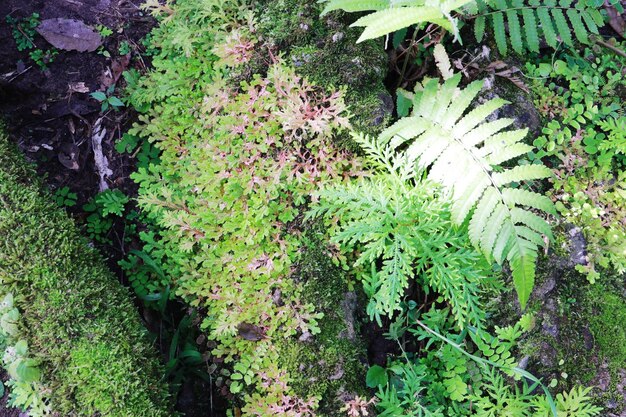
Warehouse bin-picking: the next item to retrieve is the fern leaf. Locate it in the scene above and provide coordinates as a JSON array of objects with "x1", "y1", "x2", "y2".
[
  {"x1": 551, "y1": 8, "x2": 573, "y2": 46},
  {"x1": 464, "y1": 119, "x2": 515, "y2": 148},
  {"x1": 469, "y1": 187, "x2": 500, "y2": 247},
  {"x1": 537, "y1": 7, "x2": 558, "y2": 48},
  {"x1": 509, "y1": 245, "x2": 536, "y2": 308},
  {"x1": 521, "y1": 8, "x2": 539, "y2": 52},
  {"x1": 492, "y1": 165, "x2": 552, "y2": 186},
  {"x1": 471, "y1": 1, "x2": 604, "y2": 54},
  {"x1": 502, "y1": 188, "x2": 556, "y2": 214},
  {"x1": 352, "y1": 7, "x2": 450, "y2": 43},
  {"x1": 379, "y1": 76, "x2": 554, "y2": 308},
  {"x1": 480, "y1": 202, "x2": 508, "y2": 258},
  {"x1": 566, "y1": 9, "x2": 589, "y2": 44},
  {"x1": 434, "y1": 44, "x2": 454, "y2": 80},
  {"x1": 506, "y1": 8, "x2": 524, "y2": 54},
  {"x1": 580, "y1": 10, "x2": 599, "y2": 35},
  {"x1": 485, "y1": 143, "x2": 533, "y2": 165},
  {"x1": 492, "y1": 12, "x2": 508, "y2": 55},
  {"x1": 321, "y1": 0, "x2": 389, "y2": 15},
  {"x1": 475, "y1": 15, "x2": 486, "y2": 42}
]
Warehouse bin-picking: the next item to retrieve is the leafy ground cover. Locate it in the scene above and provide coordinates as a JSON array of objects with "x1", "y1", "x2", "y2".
[{"x1": 1, "y1": 0, "x2": 626, "y2": 416}]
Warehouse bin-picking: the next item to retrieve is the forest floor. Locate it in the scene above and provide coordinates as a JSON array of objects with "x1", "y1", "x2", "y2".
[{"x1": 1, "y1": 1, "x2": 626, "y2": 417}]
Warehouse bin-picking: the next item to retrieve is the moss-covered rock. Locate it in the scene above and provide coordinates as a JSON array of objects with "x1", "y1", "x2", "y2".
[
  {"x1": 0, "y1": 133, "x2": 172, "y2": 416},
  {"x1": 489, "y1": 225, "x2": 626, "y2": 416}
]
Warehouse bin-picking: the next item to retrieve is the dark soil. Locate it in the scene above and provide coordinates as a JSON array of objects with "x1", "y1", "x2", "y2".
[
  {"x1": 0, "y1": 2, "x2": 221, "y2": 416},
  {"x1": 0, "y1": 0, "x2": 148, "y2": 206}
]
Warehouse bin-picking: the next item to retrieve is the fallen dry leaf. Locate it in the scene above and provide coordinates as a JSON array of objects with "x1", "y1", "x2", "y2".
[
  {"x1": 58, "y1": 142, "x2": 80, "y2": 170},
  {"x1": 605, "y1": 1, "x2": 626, "y2": 38},
  {"x1": 68, "y1": 82, "x2": 89, "y2": 94},
  {"x1": 236, "y1": 323, "x2": 266, "y2": 341},
  {"x1": 36, "y1": 18, "x2": 103, "y2": 52}
]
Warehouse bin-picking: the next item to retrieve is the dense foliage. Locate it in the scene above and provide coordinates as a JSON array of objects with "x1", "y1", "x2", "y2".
[
  {"x1": 1, "y1": 0, "x2": 625, "y2": 416},
  {"x1": 0, "y1": 133, "x2": 172, "y2": 416}
]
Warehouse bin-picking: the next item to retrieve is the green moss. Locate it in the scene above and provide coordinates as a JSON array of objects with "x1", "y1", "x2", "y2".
[
  {"x1": 497, "y1": 235, "x2": 626, "y2": 412},
  {"x1": 587, "y1": 285, "x2": 626, "y2": 367},
  {"x1": 276, "y1": 225, "x2": 368, "y2": 416},
  {"x1": 0, "y1": 134, "x2": 172, "y2": 416}
]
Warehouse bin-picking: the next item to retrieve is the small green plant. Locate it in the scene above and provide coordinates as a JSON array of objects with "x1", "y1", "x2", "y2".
[
  {"x1": 367, "y1": 307, "x2": 599, "y2": 417},
  {"x1": 28, "y1": 48, "x2": 58, "y2": 70},
  {"x1": 53, "y1": 186, "x2": 78, "y2": 208},
  {"x1": 118, "y1": 40, "x2": 132, "y2": 55},
  {"x1": 115, "y1": 133, "x2": 160, "y2": 168},
  {"x1": 5, "y1": 13, "x2": 40, "y2": 51},
  {"x1": 526, "y1": 45, "x2": 626, "y2": 280},
  {"x1": 90, "y1": 85, "x2": 125, "y2": 112},
  {"x1": 95, "y1": 189, "x2": 129, "y2": 217},
  {"x1": 95, "y1": 24, "x2": 113, "y2": 38},
  {"x1": 82, "y1": 189, "x2": 129, "y2": 243}
]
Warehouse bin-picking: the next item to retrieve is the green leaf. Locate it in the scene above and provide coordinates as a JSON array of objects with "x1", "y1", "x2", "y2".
[
  {"x1": 492, "y1": 12, "x2": 508, "y2": 55},
  {"x1": 474, "y1": 15, "x2": 486, "y2": 42},
  {"x1": 366, "y1": 365, "x2": 388, "y2": 388},
  {"x1": 108, "y1": 96, "x2": 125, "y2": 107},
  {"x1": 352, "y1": 7, "x2": 450, "y2": 43},
  {"x1": 90, "y1": 91, "x2": 107, "y2": 101}
]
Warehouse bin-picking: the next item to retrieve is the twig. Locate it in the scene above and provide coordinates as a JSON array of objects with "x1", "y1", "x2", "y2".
[
  {"x1": 16, "y1": 25, "x2": 37, "y2": 49},
  {"x1": 591, "y1": 35, "x2": 626, "y2": 58}
]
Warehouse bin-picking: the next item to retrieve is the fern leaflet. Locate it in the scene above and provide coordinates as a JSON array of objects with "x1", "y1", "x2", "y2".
[
  {"x1": 474, "y1": 0, "x2": 604, "y2": 55},
  {"x1": 320, "y1": 0, "x2": 474, "y2": 43},
  {"x1": 379, "y1": 74, "x2": 555, "y2": 308}
]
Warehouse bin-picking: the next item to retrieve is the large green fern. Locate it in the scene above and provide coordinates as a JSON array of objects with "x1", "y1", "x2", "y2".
[
  {"x1": 380, "y1": 73, "x2": 555, "y2": 308},
  {"x1": 309, "y1": 135, "x2": 491, "y2": 328},
  {"x1": 470, "y1": 0, "x2": 604, "y2": 55},
  {"x1": 321, "y1": 0, "x2": 474, "y2": 42}
]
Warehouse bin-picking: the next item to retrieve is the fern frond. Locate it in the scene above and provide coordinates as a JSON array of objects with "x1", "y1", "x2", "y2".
[
  {"x1": 379, "y1": 74, "x2": 554, "y2": 308},
  {"x1": 321, "y1": 0, "x2": 389, "y2": 15},
  {"x1": 311, "y1": 165, "x2": 490, "y2": 327},
  {"x1": 320, "y1": 0, "x2": 474, "y2": 43},
  {"x1": 474, "y1": 1, "x2": 605, "y2": 55}
]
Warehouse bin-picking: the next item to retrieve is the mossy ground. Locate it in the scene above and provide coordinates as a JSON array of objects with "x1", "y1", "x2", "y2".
[
  {"x1": 0, "y1": 134, "x2": 172, "y2": 416},
  {"x1": 276, "y1": 224, "x2": 369, "y2": 416}
]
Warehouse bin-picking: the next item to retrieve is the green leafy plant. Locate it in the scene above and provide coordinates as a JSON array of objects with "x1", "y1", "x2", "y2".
[
  {"x1": 82, "y1": 189, "x2": 129, "y2": 243},
  {"x1": 5, "y1": 13, "x2": 40, "y2": 51},
  {"x1": 118, "y1": 40, "x2": 132, "y2": 55},
  {"x1": 470, "y1": 0, "x2": 604, "y2": 55},
  {"x1": 309, "y1": 134, "x2": 490, "y2": 327},
  {"x1": 526, "y1": 46, "x2": 626, "y2": 280},
  {"x1": 115, "y1": 133, "x2": 160, "y2": 168},
  {"x1": 95, "y1": 24, "x2": 113, "y2": 38},
  {"x1": 28, "y1": 48, "x2": 58, "y2": 70},
  {"x1": 91, "y1": 85, "x2": 125, "y2": 112},
  {"x1": 95, "y1": 189, "x2": 129, "y2": 217},
  {"x1": 53, "y1": 186, "x2": 78, "y2": 208},
  {"x1": 368, "y1": 306, "x2": 600, "y2": 417},
  {"x1": 377, "y1": 72, "x2": 555, "y2": 308}
]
